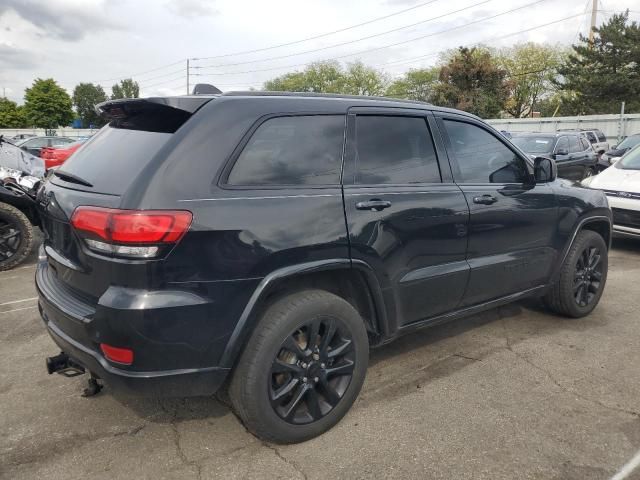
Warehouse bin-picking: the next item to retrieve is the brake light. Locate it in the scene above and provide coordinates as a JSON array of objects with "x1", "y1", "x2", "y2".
[
  {"x1": 71, "y1": 207, "x2": 192, "y2": 258},
  {"x1": 100, "y1": 343, "x2": 134, "y2": 365}
]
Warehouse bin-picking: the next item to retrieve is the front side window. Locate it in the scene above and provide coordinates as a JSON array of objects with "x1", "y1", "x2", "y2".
[
  {"x1": 596, "y1": 130, "x2": 606, "y2": 142},
  {"x1": 586, "y1": 132, "x2": 597, "y2": 143},
  {"x1": 555, "y1": 137, "x2": 569, "y2": 153},
  {"x1": 227, "y1": 115, "x2": 345, "y2": 186},
  {"x1": 354, "y1": 115, "x2": 440, "y2": 184},
  {"x1": 443, "y1": 120, "x2": 528, "y2": 184}
]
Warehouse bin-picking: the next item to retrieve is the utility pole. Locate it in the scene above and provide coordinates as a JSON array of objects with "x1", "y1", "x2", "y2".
[
  {"x1": 186, "y1": 59, "x2": 190, "y2": 95},
  {"x1": 618, "y1": 101, "x2": 626, "y2": 144},
  {"x1": 589, "y1": 0, "x2": 598, "y2": 46}
]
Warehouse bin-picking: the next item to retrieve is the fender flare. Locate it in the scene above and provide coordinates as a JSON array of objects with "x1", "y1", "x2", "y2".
[
  {"x1": 218, "y1": 258, "x2": 388, "y2": 369},
  {"x1": 552, "y1": 214, "x2": 612, "y2": 282}
]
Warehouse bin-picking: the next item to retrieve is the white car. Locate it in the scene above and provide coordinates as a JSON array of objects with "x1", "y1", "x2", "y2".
[{"x1": 582, "y1": 144, "x2": 640, "y2": 238}]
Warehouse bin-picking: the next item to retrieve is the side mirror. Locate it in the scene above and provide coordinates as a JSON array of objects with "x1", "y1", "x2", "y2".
[
  {"x1": 534, "y1": 157, "x2": 557, "y2": 183},
  {"x1": 555, "y1": 148, "x2": 569, "y2": 157}
]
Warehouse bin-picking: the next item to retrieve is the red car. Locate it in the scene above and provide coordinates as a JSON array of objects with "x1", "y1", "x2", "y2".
[{"x1": 40, "y1": 140, "x2": 85, "y2": 169}]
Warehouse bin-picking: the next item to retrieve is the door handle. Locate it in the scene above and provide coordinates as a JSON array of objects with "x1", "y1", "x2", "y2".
[
  {"x1": 356, "y1": 199, "x2": 392, "y2": 211},
  {"x1": 473, "y1": 194, "x2": 497, "y2": 205}
]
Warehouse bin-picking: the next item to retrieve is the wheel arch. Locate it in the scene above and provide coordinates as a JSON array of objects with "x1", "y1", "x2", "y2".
[
  {"x1": 552, "y1": 215, "x2": 612, "y2": 283},
  {"x1": 218, "y1": 259, "x2": 388, "y2": 369}
]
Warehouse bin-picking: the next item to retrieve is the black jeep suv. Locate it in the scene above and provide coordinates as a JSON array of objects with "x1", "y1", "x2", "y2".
[{"x1": 36, "y1": 92, "x2": 612, "y2": 443}]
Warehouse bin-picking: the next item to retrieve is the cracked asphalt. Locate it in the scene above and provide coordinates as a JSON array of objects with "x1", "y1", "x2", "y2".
[{"x1": 2, "y1": 234, "x2": 640, "y2": 479}]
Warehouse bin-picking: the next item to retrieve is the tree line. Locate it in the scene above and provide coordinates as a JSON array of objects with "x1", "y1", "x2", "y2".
[
  {"x1": 0, "y1": 78, "x2": 140, "y2": 130},
  {"x1": 0, "y1": 11, "x2": 637, "y2": 129}
]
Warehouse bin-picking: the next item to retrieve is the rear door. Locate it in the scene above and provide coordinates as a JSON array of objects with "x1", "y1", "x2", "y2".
[
  {"x1": 343, "y1": 108, "x2": 469, "y2": 329},
  {"x1": 566, "y1": 135, "x2": 589, "y2": 180},
  {"x1": 435, "y1": 113, "x2": 558, "y2": 306}
]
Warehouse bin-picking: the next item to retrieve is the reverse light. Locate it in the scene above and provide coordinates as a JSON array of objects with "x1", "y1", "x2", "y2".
[
  {"x1": 71, "y1": 207, "x2": 192, "y2": 258},
  {"x1": 100, "y1": 343, "x2": 134, "y2": 365}
]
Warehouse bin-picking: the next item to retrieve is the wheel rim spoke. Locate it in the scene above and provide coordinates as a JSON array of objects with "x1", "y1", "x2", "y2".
[
  {"x1": 318, "y1": 377, "x2": 341, "y2": 406},
  {"x1": 305, "y1": 388, "x2": 323, "y2": 420},
  {"x1": 283, "y1": 335, "x2": 305, "y2": 357},
  {"x1": 282, "y1": 384, "x2": 309, "y2": 419},
  {"x1": 319, "y1": 319, "x2": 336, "y2": 355},
  {"x1": 327, "y1": 338, "x2": 352, "y2": 359},
  {"x1": 325, "y1": 360, "x2": 355, "y2": 377},
  {"x1": 272, "y1": 359, "x2": 303, "y2": 375},
  {"x1": 271, "y1": 377, "x2": 299, "y2": 402}
]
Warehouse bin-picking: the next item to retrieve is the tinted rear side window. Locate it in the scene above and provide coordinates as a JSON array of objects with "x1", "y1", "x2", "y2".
[
  {"x1": 55, "y1": 126, "x2": 173, "y2": 195},
  {"x1": 354, "y1": 116, "x2": 440, "y2": 184},
  {"x1": 227, "y1": 115, "x2": 345, "y2": 186}
]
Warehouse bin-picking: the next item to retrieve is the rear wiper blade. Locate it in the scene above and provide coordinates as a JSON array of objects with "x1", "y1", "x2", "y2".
[{"x1": 53, "y1": 170, "x2": 93, "y2": 188}]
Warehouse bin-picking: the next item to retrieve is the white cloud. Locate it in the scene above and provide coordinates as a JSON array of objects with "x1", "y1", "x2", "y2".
[{"x1": 165, "y1": 0, "x2": 218, "y2": 18}]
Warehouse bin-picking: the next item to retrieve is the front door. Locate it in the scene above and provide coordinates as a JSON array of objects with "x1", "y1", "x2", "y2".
[
  {"x1": 343, "y1": 108, "x2": 470, "y2": 330},
  {"x1": 435, "y1": 114, "x2": 558, "y2": 307}
]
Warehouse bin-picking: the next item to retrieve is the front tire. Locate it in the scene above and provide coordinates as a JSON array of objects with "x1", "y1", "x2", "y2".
[
  {"x1": 0, "y1": 202, "x2": 34, "y2": 271},
  {"x1": 229, "y1": 289, "x2": 369, "y2": 443},
  {"x1": 544, "y1": 230, "x2": 608, "y2": 318}
]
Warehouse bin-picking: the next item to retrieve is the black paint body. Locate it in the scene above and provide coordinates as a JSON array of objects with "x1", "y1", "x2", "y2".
[{"x1": 35, "y1": 93, "x2": 612, "y2": 396}]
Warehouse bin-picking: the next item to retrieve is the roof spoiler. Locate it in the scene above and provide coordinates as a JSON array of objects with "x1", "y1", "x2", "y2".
[{"x1": 95, "y1": 96, "x2": 215, "y2": 120}]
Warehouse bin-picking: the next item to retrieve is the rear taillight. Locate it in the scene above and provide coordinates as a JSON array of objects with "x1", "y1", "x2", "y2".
[{"x1": 70, "y1": 207, "x2": 192, "y2": 258}]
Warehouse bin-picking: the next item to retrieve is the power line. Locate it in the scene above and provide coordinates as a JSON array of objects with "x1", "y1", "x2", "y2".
[
  {"x1": 194, "y1": 11, "x2": 585, "y2": 91},
  {"x1": 379, "y1": 11, "x2": 586, "y2": 69},
  {"x1": 90, "y1": 59, "x2": 186, "y2": 84},
  {"x1": 190, "y1": 0, "x2": 551, "y2": 78},
  {"x1": 191, "y1": 0, "x2": 445, "y2": 61},
  {"x1": 192, "y1": 0, "x2": 494, "y2": 69}
]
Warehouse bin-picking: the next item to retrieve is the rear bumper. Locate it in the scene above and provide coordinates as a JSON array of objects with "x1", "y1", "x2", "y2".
[{"x1": 36, "y1": 260, "x2": 231, "y2": 397}]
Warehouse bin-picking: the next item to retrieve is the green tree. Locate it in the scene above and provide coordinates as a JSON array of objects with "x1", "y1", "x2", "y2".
[
  {"x1": 23, "y1": 78, "x2": 74, "y2": 129},
  {"x1": 557, "y1": 11, "x2": 640, "y2": 114},
  {"x1": 342, "y1": 61, "x2": 388, "y2": 96},
  {"x1": 264, "y1": 61, "x2": 346, "y2": 93},
  {"x1": 73, "y1": 83, "x2": 108, "y2": 128},
  {"x1": 386, "y1": 67, "x2": 439, "y2": 102},
  {"x1": 0, "y1": 98, "x2": 27, "y2": 128},
  {"x1": 498, "y1": 43, "x2": 565, "y2": 118},
  {"x1": 111, "y1": 78, "x2": 140, "y2": 99},
  {"x1": 432, "y1": 47, "x2": 508, "y2": 118}
]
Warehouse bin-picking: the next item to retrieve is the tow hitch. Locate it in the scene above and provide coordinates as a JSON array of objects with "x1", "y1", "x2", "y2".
[
  {"x1": 45, "y1": 352, "x2": 103, "y2": 397},
  {"x1": 46, "y1": 352, "x2": 85, "y2": 377}
]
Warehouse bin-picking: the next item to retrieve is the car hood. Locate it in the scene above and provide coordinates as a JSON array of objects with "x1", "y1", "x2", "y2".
[
  {"x1": 586, "y1": 166, "x2": 640, "y2": 194},
  {"x1": 0, "y1": 140, "x2": 45, "y2": 177},
  {"x1": 605, "y1": 147, "x2": 628, "y2": 157}
]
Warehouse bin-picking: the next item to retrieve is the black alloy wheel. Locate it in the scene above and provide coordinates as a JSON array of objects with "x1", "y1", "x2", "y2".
[
  {"x1": 0, "y1": 220, "x2": 22, "y2": 261},
  {"x1": 269, "y1": 318, "x2": 354, "y2": 425},
  {"x1": 543, "y1": 229, "x2": 608, "y2": 318},
  {"x1": 573, "y1": 245, "x2": 603, "y2": 307},
  {"x1": 228, "y1": 289, "x2": 369, "y2": 443},
  {"x1": 0, "y1": 202, "x2": 34, "y2": 271}
]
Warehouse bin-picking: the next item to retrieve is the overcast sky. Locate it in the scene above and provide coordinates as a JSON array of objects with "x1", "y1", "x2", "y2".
[{"x1": 0, "y1": 0, "x2": 636, "y2": 103}]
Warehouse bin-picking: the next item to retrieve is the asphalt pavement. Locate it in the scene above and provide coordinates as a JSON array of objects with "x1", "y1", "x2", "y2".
[{"x1": 2, "y1": 234, "x2": 640, "y2": 479}]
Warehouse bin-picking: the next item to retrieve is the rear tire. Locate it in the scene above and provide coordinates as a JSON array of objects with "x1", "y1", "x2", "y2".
[
  {"x1": 0, "y1": 202, "x2": 34, "y2": 271},
  {"x1": 229, "y1": 289, "x2": 369, "y2": 443},
  {"x1": 544, "y1": 230, "x2": 607, "y2": 318}
]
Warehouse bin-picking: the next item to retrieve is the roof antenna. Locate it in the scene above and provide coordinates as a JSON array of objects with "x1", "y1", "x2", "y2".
[{"x1": 192, "y1": 83, "x2": 222, "y2": 95}]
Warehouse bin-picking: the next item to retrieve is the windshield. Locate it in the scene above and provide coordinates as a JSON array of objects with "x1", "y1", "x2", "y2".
[
  {"x1": 617, "y1": 145, "x2": 640, "y2": 170},
  {"x1": 511, "y1": 136, "x2": 555, "y2": 154},
  {"x1": 617, "y1": 135, "x2": 640, "y2": 150}
]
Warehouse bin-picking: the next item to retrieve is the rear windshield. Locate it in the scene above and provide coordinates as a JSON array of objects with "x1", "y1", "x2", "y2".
[
  {"x1": 54, "y1": 126, "x2": 172, "y2": 195},
  {"x1": 511, "y1": 136, "x2": 555, "y2": 154}
]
